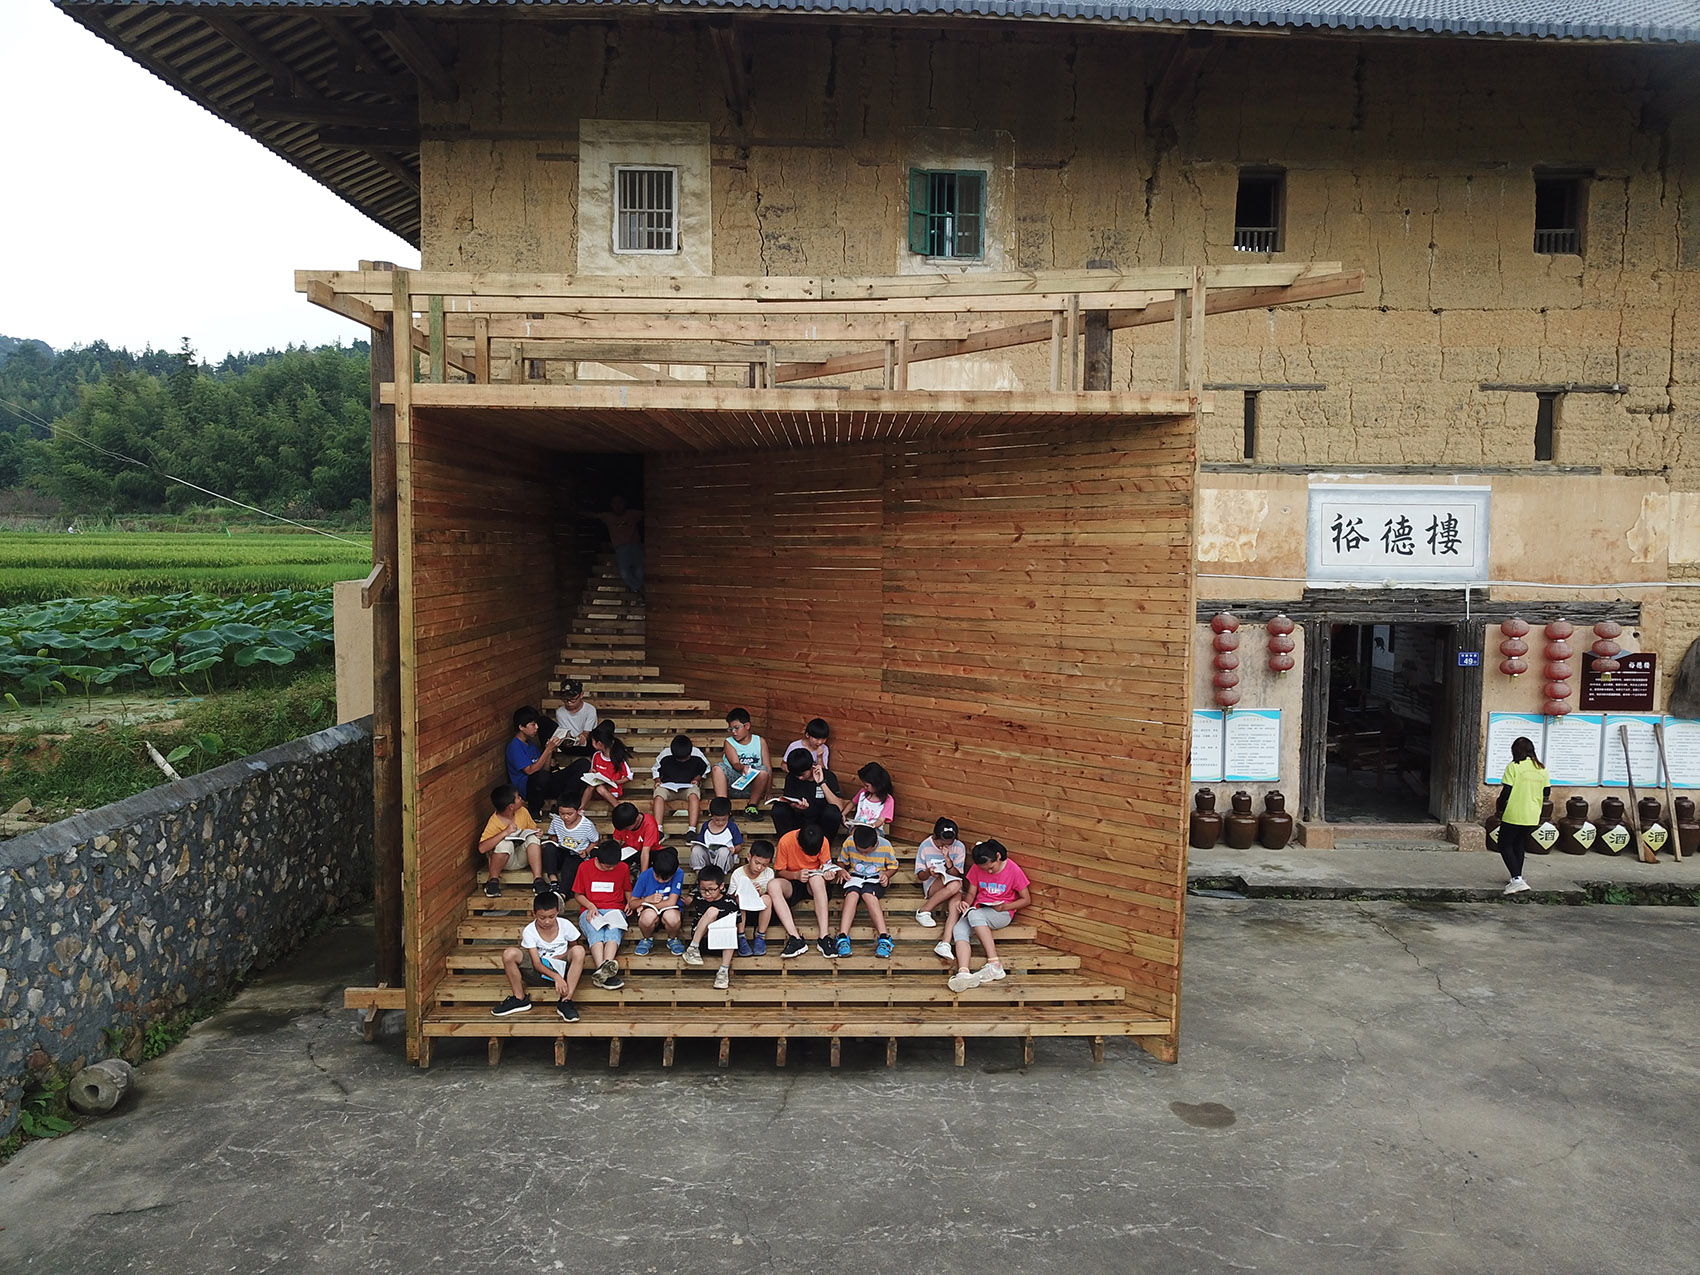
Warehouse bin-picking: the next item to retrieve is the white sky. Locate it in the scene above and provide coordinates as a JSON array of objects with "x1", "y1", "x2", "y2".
[{"x1": 0, "y1": 2, "x2": 419, "y2": 361}]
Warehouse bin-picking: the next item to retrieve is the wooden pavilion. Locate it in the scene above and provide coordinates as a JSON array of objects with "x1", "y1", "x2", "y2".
[{"x1": 317, "y1": 262, "x2": 1360, "y2": 1067}]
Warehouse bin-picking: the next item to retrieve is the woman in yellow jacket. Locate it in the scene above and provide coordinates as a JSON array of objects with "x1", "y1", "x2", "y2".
[{"x1": 1495, "y1": 736, "x2": 1551, "y2": 895}]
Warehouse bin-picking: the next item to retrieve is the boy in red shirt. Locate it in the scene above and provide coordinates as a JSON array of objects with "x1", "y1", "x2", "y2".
[
  {"x1": 943, "y1": 839, "x2": 1030, "y2": 993},
  {"x1": 572, "y1": 838, "x2": 632, "y2": 989},
  {"x1": 609, "y1": 801, "x2": 662, "y2": 874}
]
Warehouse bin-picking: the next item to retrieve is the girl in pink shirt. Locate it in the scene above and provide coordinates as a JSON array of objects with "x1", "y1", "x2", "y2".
[
  {"x1": 943, "y1": 839, "x2": 1031, "y2": 992},
  {"x1": 847, "y1": 762, "x2": 895, "y2": 834}
]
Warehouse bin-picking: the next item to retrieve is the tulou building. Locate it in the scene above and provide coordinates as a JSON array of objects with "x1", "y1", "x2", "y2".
[{"x1": 61, "y1": 0, "x2": 1700, "y2": 1064}]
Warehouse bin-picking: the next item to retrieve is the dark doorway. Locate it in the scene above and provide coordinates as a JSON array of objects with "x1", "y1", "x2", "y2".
[{"x1": 1324, "y1": 622, "x2": 1448, "y2": 823}]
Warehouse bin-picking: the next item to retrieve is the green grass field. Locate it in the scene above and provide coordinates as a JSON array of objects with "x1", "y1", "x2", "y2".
[{"x1": 0, "y1": 531, "x2": 371, "y2": 604}]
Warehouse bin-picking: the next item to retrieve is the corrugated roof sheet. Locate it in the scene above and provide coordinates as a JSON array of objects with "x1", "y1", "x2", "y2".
[{"x1": 118, "y1": 0, "x2": 1700, "y2": 46}]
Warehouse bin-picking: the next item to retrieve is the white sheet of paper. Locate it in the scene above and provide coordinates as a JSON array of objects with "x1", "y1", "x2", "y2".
[
  {"x1": 1543, "y1": 712, "x2": 1605, "y2": 786},
  {"x1": 1601, "y1": 715, "x2": 1664, "y2": 788},
  {"x1": 1190, "y1": 710, "x2": 1225, "y2": 783},
  {"x1": 1659, "y1": 718, "x2": 1700, "y2": 788},
  {"x1": 706, "y1": 913, "x2": 739, "y2": 951}
]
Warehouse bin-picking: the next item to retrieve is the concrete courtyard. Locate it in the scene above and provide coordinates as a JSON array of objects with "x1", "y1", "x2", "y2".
[{"x1": 2, "y1": 897, "x2": 1696, "y2": 1274}]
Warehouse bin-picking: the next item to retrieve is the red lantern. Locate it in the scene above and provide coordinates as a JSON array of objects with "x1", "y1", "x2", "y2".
[
  {"x1": 1545, "y1": 619, "x2": 1575, "y2": 641},
  {"x1": 1266, "y1": 614, "x2": 1295, "y2": 637},
  {"x1": 1213, "y1": 632, "x2": 1240, "y2": 653},
  {"x1": 1546, "y1": 697, "x2": 1573, "y2": 717},
  {"x1": 1499, "y1": 656, "x2": 1529, "y2": 677},
  {"x1": 1544, "y1": 679, "x2": 1573, "y2": 701},
  {"x1": 1211, "y1": 612, "x2": 1241, "y2": 634},
  {"x1": 1544, "y1": 661, "x2": 1573, "y2": 681},
  {"x1": 1213, "y1": 670, "x2": 1241, "y2": 690},
  {"x1": 1268, "y1": 633, "x2": 1296, "y2": 654},
  {"x1": 1213, "y1": 650, "x2": 1240, "y2": 671},
  {"x1": 1500, "y1": 617, "x2": 1531, "y2": 638},
  {"x1": 1268, "y1": 652, "x2": 1296, "y2": 674},
  {"x1": 1546, "y1": 639, "x2": 1573, "y2": 661},
  {"x1": 1216, "y1": 686, "x2": 1242, "y2": 707},
  {"x1": 1593, "y1": 620, "x2": 1623, "y2": 640},
  {"x1": 1499, "y1": 637, "x2": 1529, "y2": 658},
  {"x1": 1591, "y1": 621, "x2": 1622, "y2": 674},
  {"x1": 1498, "y1": 618, "x2": 1530, "y2": 676}
]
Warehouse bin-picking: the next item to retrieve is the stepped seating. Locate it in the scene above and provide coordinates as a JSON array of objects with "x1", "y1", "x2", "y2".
[{"x1": 394, "y1": 557, "x2": 1166, "y2": 1066}]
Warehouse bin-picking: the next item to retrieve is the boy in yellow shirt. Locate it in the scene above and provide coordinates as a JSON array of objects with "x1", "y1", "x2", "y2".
[{"x1": 478, "y1": 783, "x2": 543, "y2": 898}]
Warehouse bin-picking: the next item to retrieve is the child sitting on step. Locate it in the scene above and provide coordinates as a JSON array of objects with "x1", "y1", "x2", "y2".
[
  {"x1": 682, "y1": 864, "x2": 741, "y2": 990},
  {"x1": 688, "y1": 796, "x2": 745, "y2": 873},
  {"x1": 913, "y1": 816, "x2": 967, "y2": 929},
  {"x1": 493, "y1": 891, "x2": 584, "y2": 1022},
  {"x1": 835, "y1": 823, "x2": 897, "y2": 960},
  {"x1": 632, "y1": 845, "x2": 686, "y2": 956},
  {"x1": 477, "y1": 783, "x2": 543, "y2": 899},
  {"x1": 652, "y1": 733, "x2": 710, "y2": 833},
  {"x1": 582, "y1": 721, "x2": 634, "y2": 814},
  {"x1": 543, "y1": 785, "x2": 598, "y2": 890},
  {"x1": 713, "y1": 707, "x2": 772, "y2": 817},
  {"x1": 846, "y1": 762, "x2": 895, "y2": 836},
  {"x1": 942, "y1": 839, "x2": 1030, "y2": 993},
  {"x1": 551, "y1": 679, "x2": 598, "y2": 757},
  {"x1": 571, "y1": 838, "x2": 631, "y2": 989},
  {"x1": 609, "y1": 801, "x2": 662, "y2": 874},
  {"x1": 729, "y1": 838, "x2": 776, "y2": 956}
]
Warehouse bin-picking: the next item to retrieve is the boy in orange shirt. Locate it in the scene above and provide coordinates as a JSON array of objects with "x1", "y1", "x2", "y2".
[{"x1": 766, "y1": 819, "x2": 842, "y2": 960}]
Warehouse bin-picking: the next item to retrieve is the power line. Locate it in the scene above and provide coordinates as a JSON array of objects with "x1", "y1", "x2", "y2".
[{"x1": 0, "y1": 394, "x2": 365, "y2": 547}]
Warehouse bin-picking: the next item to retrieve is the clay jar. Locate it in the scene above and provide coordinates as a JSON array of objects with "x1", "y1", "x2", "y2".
[
  {"x1": 1637, "y1": 796, "x2": 1672, "y2": 855},
  {"x1": 1190, "y1": 789, "x2": 1223, "y2": 849},
  {"x1": 1529, "y1": 799, "x2": 1559, "y2": 855},
  {"x1": 1258, "y1": 791, "x2": 1294, "y2": 850},
  {"x1": 1224, "y1": 791, "x2": 1259, "y2": 849},
  {"x1": 1675, "y1": 796, "x2": 1700, "y2": 858},
  {"x1": 1555, "y1": 796, "x2": 1597, "y2": 856},
  {"x1": 1597, "y1": 797, "x2": 1632, "y2": 856}
]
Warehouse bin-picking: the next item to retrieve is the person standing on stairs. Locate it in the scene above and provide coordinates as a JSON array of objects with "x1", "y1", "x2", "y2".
[{"x1": 587, "y1": 495, "x2": 645, "y2": 596}]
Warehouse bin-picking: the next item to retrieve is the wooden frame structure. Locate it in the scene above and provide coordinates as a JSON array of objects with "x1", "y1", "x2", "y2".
[{"x1": 309, "y1": 263, "x2": 1362, "y2": 1067}]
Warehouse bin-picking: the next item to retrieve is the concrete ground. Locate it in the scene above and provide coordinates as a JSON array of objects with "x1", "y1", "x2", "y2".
[{"x1": 2, "y1": 899, "x2": 1697, "y2": 1274}]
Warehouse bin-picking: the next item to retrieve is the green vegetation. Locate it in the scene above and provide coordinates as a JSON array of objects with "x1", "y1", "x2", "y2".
[
  {"x1": 0, "y1": 337, "x2": 372, "y2": 518},
  {"x1": 0, "y1": 667, "x2": 338, "y2": 821},
  {"x1": 0, "y1": 532, "x2": 368, "y2": 604}
]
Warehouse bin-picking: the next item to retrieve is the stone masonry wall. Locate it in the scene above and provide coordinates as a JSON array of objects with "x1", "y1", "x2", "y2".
[{"x1": 0, "y1": 719, "x2": 373, "y2": 1137}]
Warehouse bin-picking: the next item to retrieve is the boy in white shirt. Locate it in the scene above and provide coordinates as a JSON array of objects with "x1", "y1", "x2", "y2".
[
  {"x1": 913, "y1": 816, "x2": 968, "y2": 928},
  {"x1": 729, "y1": 839, "x2": 776, "y2": 956},
  {"x1": 542, "y1": 784, "x2": 598, "y2": 889},
  {"x1": 494, "y1": 891, "x2": 585, "y2": 1022},
  {"x1": 551, "y1": 680, "x2": 598, "y2": 756}
]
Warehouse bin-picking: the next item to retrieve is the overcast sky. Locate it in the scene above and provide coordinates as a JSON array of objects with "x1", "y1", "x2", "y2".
[{"x1": 0, "y1": 2, "x2": 418, "y2": 361}]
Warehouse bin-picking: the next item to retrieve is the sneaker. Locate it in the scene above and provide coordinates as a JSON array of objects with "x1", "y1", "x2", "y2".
[
  {"x1": 634, "y1": 938, "x2": 654, "y2": 956},
  {"x1": 818, "y1": 936, "x2": 838, "y2": 959},
  {"x1": 947, "y1": 969, "x2": 982, "y2": 993},
  {"x1": 668, "y1": 938, "x2": 686, "y2": 956},
  {"x1": 590, "y1": 968, "x2": 610, "y2": 989},
  {"x1": 915, "y1": 909, "x2": 937, "y2": 928},
  {"x1": 683, "y1": 943, "x2": 703, "y2": 966},
  {"x1": 556, "y1": 999, "x2": 580, "y2": 1023},
  {"x1": 532, "y1": 877, "x2": 548, "y2": 892},
  {"x1": 737, "y1": 935, "x2": 753, "y2": 957},
  {"x1": 934, "y1": 939, "x2": 955, "y2": 960},
  {"x1": 836, "y1": 934, "x2": 853, "y2": 958},
  {"x1": 743, "y1": 805, "x2": 763, "y2": 819},
  {"x1": 752, "y1": 935, "x2": 768, "y2": 956},
  {"x1": 685, "y1": 826, "x2": 698, "y2": 841},
  {"x1": 781, "y1": 936, "x2": 808, "y2": 959},
  {"x1": 483, "y1": 878, "x2": 503, "y2": 898},
  {"x1": 978, "y1": 961, "x2": 1007, "y2": 982},
  {"x1": 875, "y1": 934, "x2": 894, "y2": 959},
  {"x1": 492, "y1": 994, "x2": 532, "y2": 1017},
  {"x1": 713, "y1": 967, "x2": 730, "y2": 990},
  {"x1": 598, "y1": 959, "x2": 619, "y2": 979},
  {"x1": 1504, "y1": 877, "x2": 1532, "y2": 895},
  {"x1": 601, "y1": 970, "x2": 625, "y2": 990}
]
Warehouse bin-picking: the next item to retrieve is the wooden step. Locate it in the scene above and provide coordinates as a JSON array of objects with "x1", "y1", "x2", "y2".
[
  {"x1": 548, "y1": 681, "x2": 687, "y2": 696},
  {"x1": 564, "y1": 633, "x2": 645, "y2": 645},
  {"x1": 457, "y1": 917, "x2": 1036, "y2": 942},
  {"x1": 433, "y1": 975, "x2": 1125, "y2": 1006},
  {"x1": 554, "y1": 664, "x2": 659, "y2": 676},
  {"x1": 447, "y1": 948, "x2": 1080, "y2": 973},
  {"x1": 475, "y1": 886, "x2": 938, "y2": 914}
]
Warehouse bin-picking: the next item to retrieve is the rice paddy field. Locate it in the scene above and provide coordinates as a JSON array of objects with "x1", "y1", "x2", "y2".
[{"x1": 0, "y1": 530, "x2": 370, "y2": 604}]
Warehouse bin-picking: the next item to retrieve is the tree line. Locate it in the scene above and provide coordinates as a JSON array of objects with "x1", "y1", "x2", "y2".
[{"x1": 0, "y1": 337, "x2": 373, "y2": 518}]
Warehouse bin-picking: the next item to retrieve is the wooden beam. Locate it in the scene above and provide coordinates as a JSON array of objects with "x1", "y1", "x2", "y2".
[
  {"x1": 321, "y1": 69, "x2": 420, "y2": 100},
  {"x1": 357, "y1": 561, "x2": 386, "y2": 608},
  {"x1": 253, "y1": 95, "x2": 415, "y2": 130},
  {"x1": 316, "y1": 126, "x2": 421, "y2": 151},
  {"x1": 1083, "y1": 309, "x2": 1112, "y2": 390},
  {"x1": 369, "y1": 266, "x2": 404, "y2": 994},
  {"x1": 305, "y1": 280, "x2": 381, "y2": 330},
  {"x1": 361, "y1": 148, "x2": 421, "y2": 195},
  {"x1": 313, "y1": 11, "x2": 379, "y2": 73},
  {"x1": 199, "y1": 11, "x2": 297, "y2": 94},
  {"x1": 371, "y1": 11, "x2": 459, "y2": 103},
  {"x1": 1147, "y1": 31, "x2": 1215, "y2": 129},
  {"x1": 709, "y1": 20, "x2": 752, "y2": 123}
]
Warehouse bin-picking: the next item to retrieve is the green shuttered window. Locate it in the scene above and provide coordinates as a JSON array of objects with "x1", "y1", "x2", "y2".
[{"x1": 908, "y1": 169, "x2": 986, "y2": 260}]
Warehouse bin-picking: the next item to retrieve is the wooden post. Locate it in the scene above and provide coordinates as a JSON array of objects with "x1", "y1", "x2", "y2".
[
  {"x1": 1083, "y1": 310, "x2": 1112, "y2": 390},
  {"x1": 473, "y1": 315, "x2": 490, "y2": 385},
  {"x1": 953, "y1": 1036, "x2": 966, "y2": 1067},
  {"x1": 883, "y1": 342, "x2": 895, "y2": 390},
  {"x1": 1172, "y1": 289, "x2": 1188, "y2": 390},
  {"x1": 886, "y1": 1037, "x2": 898, "y2": 1067},
  {"x1": 1023, "y1": 1036, "x2": 1035, "y2": 1068},
  {"x1": 554, "y1": 1037, "x2": 567, "y2": 1067},
  {"x1": 1090, "y1": 1036, "x2": 1105, "y2": 1065},
  {"x1": 1189, "y1": 266, "x2": 1207, "y2": 400},
  {"x1": 1066, "y1": 295, "x2": 1081, "y2": 391},
  {"x1": 608, "y1": 1038, "x2": 623, "y2": 1067},
  {"x1": 896, "y1": 322, "x2": 910, "y2": 391},
  {"x1": 718, "y1": 1037, "x2": 732, "y2": 1068},
  {"x1": 662, "y1": 1037, "x2": 676, "y2": 1067},
  {"x1": 368, "y1": 263, "x2": 404, "y2": 993},
  {"x1": 487, "y1": 1037, "x2": 502, "y2": 1067},
  {"x1": 830, "y1": 1036, "x2": 842, "y2": 1068},
  {"x1": 1299, "y1": 620, "x2": 1333, "y2": 823},
  {"x1": 427, "y1": 296, "x2": 445, "y2": 383},
  {"x1": 775, "y1": 1036, "x2": 788, "y2": 1067},
  {"x1": 1049, "y1": 312, "x2": 1063, "y2": 392}
]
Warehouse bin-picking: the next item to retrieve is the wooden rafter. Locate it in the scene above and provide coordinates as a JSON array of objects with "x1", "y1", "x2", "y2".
[
  {"x1": 370, "y1": 11, "x2": 459, "y2": 104},
  {"x1": 709, "y1": 19, "x2": 752, "y2": 124},
  {"x1": 252, "y1": 95, "x2": 415, "y2": 130},
  {"x1": 198, "y1": 11, "x2": 297, "y2": 95}
]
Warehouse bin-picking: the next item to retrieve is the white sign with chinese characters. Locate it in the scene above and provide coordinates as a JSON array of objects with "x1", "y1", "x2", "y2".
[{"x1": 1307, "y1": 484, "x2": 1491, "y2": 587}]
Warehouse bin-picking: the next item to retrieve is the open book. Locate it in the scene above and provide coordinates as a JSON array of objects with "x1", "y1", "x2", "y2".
[
  {"x1": 728, "y1": 767, "x2": 761, "y2": 792},
  {"x1": 732, "y1": 879, "x2": 765, "y2": 910},
  {"x1": 579, "y1": 772, "x2": 618, "y2": 788},
  {"x1": 585, "y1": 908, "x2": 628, "y2": 931},
  {"x1": 765, "y1": 796, "x2": 809, "y2": 809}
]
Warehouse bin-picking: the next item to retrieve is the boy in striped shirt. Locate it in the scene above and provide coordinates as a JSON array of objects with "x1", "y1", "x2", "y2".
[{"x1": 835, "y1": 823, "x2": 898, "y2": 959}]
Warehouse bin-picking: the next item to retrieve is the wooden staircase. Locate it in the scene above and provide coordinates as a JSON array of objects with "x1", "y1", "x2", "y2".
[{"x1": 401, "y1": 557, "x2": 1170, "y2": 1067}]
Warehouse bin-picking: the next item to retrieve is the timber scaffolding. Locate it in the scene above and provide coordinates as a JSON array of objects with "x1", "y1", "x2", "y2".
[{"x1": 310, "y1": 262, "x2": 1363, "y2": 1069}]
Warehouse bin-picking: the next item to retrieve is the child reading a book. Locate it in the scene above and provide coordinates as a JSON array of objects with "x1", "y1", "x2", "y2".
[
  {"x1": 782, "y1": 717, "x2": 832, "y2": 771},
  {"x1": 913, "y1": 816, "x2": 967, "y2": 928},
  {"x1": 543, "y1": 786, "x2": 598, "y2": 889},
  {"x1": 632, "y1": 845, "x2": 686, "y2": 956},
  {"x1": 492, "y1": 891, "x2": 585, "y2": 1022},
  {"x1": 942, "y1": 839, "x2": 1030, "y2": 992},
  {"x1": 768, "y1": 820, "x2": 843, "y2": 959},
  {"x1": 609, "y1": 801, "x2": 662, "y2": 874},
  {"x1": 836, "y1": 823, "x2": 898, "y2": 959},
  {"x1": 477, "y1": 784, "x2": 543, "y2": 898},
  {"x1": 571, "y1": 838, "x2": 631, "y2": 989},
  {"x1": 551, "y1": 680, "x2": 598, "y2": 756},
  {"x1": 729, "y1": 838, "x2": 776, "y2": 956},
  {"x1": 681, "y1": 865, "x2": 741, "y2": 989},
  {"x1": 712, "y1": 707, "x2": 772, "y2": 817},
  {"x1": 688, "y1": 797, "x2": 745, "y2": 873},
  {"x1": 651, "y1": 733, "x2": 710, "y2": 833},
  {"x1": 582, "y1": 721, "x2": 634, "y2": 812},
  {"x1": 846, "y1": 762, "x2": 895, "y2": 835},
  {"x1": 768, "y1": 748, "x2": 846, "y2": 839}
]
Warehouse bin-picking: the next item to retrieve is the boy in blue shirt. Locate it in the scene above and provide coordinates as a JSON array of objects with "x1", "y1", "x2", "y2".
[
  {"x1": 836, "y1": 824, "x2": 898, "y2": 959},
  {"x1": 688, "y1": 796, "x2": 745, "y2": 873},
  {"x1": 631, "y1": 845, "x2": 686, "y2": 956},
  {"x1": 506, "y1": 707, "x2": 562, "y2": 816}
]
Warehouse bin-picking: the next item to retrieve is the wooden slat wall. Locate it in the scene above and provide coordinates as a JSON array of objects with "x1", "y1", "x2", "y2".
[
  {"x1": 407, "y1": 411, "x2": 561, "y2": 1026},
  {"x1": 648, "y1": 417, "x2": 1196, "y2": 1035}
]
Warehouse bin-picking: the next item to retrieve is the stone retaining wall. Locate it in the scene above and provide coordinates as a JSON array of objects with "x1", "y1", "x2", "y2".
[{"x1": 0, "y1": 718, "x2": 373, "y2": 1136}]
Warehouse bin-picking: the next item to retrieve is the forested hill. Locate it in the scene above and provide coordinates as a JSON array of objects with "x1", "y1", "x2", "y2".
[{"x1": 0, "y1": 338, "x2": 373, "y2": 518}]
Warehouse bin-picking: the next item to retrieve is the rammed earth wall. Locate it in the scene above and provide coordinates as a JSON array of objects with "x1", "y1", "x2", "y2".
[{"x1": 0, "y1": 719, "x2": 373, "y2": 1136}]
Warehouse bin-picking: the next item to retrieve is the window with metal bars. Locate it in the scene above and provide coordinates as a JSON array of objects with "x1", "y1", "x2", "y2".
[
  {"x1": 1233, "y1": 170, "x2": 1284, "y2": 253},
  {"x1": 1534, "y1": 174, "x2": 1585, "y2": 255},
  {"x1": 908, "y1": 169, "x2": 986, "y2": 260},
  {"x1": 614, "y1": 166, "x2": 678, "y2": 253}
]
